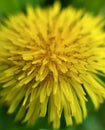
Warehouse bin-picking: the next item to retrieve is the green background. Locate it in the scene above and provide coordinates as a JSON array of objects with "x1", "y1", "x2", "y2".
[{"x1": 0, "y1": 0, "x2": 105, "y2": 130}]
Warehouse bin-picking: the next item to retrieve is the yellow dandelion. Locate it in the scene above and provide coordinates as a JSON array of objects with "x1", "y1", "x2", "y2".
[{"x1": 0, "y1": 2, "x2": 105, "y2": 129}]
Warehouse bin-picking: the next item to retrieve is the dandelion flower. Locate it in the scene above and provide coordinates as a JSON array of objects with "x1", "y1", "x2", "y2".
[{"x1": 0, "y1": 2, "x2": 105, "y2": 129}]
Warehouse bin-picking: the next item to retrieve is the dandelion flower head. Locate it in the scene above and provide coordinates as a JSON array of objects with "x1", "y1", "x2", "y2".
[{"x1": 0, "y1": 2, "x2": 105, "y2": 129}]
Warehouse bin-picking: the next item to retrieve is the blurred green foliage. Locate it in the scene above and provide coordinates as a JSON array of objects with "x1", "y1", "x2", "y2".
[
  {"x1": 0, "y1": 0, "x2": 105, "y2": 15},
  {"x1": 0, "y1": 0, "x2": 105, "y2": 130}
]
